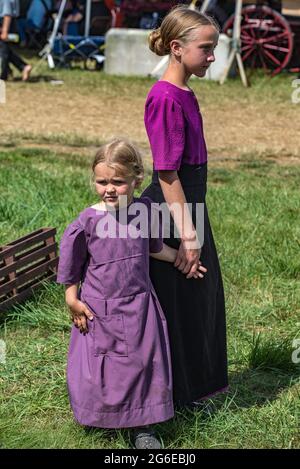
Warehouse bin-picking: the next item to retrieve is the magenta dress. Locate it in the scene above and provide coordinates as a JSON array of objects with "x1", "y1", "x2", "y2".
[
  {"x1": 143, "y1": 81, "x2": 228, "y2": 405},
  {"x1": 57, "y1": 197, "x2": 174, "y2": 428}
]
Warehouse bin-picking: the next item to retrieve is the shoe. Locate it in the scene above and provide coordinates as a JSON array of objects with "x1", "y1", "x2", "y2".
[
  {"x1": 22, "y1": 64, "x2": 32, "y2": 81},
  {"x1": 190, "y1": 400, "x2": 215, "y2": 416},
  {"x1": 133, "y1": 428, "x2": 162, "y2": 449}
]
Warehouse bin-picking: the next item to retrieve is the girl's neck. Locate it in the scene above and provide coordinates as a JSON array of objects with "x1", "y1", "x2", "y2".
[
  {"x1": 161, "y1": 61, "x2": 192, "y2": 91},
  {"x1": 92, "y1": 196, "x2": 134, "y2": 212}
]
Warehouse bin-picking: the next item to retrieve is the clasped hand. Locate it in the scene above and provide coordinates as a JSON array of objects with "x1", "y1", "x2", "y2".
[{"x1": 174, "y1": 240, "x2": 207, "y2": 280}]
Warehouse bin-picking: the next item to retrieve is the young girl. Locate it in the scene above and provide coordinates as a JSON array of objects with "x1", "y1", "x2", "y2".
[
  {"x1": 142, "y1": 5, "x2": 228, "y2": 406},
  {"x1": 57, "y1": 139, "x2": 206, "y2": 448}
]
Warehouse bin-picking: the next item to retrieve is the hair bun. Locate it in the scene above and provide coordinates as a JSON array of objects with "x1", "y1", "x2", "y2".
[{"x1": 149, "y1": 28, "x2": 169, "y2": 56}]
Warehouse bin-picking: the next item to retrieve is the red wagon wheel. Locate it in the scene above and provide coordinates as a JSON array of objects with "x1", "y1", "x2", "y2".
[{"x1": 223, "y1": 5, "x2": 294, "y2": 76}]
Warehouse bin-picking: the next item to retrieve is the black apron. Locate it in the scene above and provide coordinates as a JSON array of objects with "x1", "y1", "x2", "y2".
[{"x1": 142, "y1": 163, "x2": 228, "y2": 405}]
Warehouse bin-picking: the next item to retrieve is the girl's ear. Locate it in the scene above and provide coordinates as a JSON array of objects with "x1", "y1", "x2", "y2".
[
  {"x1": 170, "y1": 39, "x2": 183, "y2": 57},
  {"x1": 132, "y1": 178, "x2": 142, "y2": 190}
]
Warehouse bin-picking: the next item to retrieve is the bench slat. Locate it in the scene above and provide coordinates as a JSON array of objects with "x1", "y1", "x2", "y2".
[
  {"x1": 0, "y1": 258, "x2": 58, "y2": 297},
  {"x1": 0, "y1": 228, "x2": 56, "y2": 261},
  {"x1": 0, "y1": 273, "x2": 57, "y2": 312},
  {"x1": 0, "y1": 243, "x2": 57, "y2": 278}
]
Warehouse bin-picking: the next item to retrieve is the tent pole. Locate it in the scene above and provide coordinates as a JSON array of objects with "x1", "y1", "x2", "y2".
[
  {"x1": 220, "y1": 0, "x2": 249, "y2": 86},
  {"x1": 38, "y1": 0, "x2": 68, "y2": 68},
  {"x1": 200, "y1": 0, "x2": 212, "y2": 13},
  {"x1": 43, "y1": 0, "x2": 67, "y2": 54},
  {"x1": 85, "y1": 0, "x2": 92, "y2": 37}
]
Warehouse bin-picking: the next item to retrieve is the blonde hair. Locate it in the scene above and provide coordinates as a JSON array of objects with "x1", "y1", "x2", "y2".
[
  {"x1": 92, "y1": 139, "x2": 144, "y2": 187},
  {"x1": 149, "y1": 5, "x2": 219, "y2": 56}
]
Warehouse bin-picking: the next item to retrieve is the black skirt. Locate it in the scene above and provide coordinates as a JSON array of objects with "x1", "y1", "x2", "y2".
[{"x1": 142, "y1": 164, "x2": 228, "y2": 405}]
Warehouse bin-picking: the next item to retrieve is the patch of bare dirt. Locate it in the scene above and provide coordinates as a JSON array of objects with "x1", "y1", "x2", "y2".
[{"x1": 1, "y1": 81, "x2": 299, "y2": 165}]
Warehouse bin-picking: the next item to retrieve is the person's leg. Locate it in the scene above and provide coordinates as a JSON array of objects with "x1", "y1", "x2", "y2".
[
  {"x1": 8, "y1": 46, "x2": 32, "y2": 81},
  {"x1": 17, "y1": 18, "x2": 28, "y2": 46},
  {"x1": 8, "y1": 47, "x2": 27, "y2": 71},
  {"x1": 0, "y1": 40, "x2": 10, "y2": 80}
]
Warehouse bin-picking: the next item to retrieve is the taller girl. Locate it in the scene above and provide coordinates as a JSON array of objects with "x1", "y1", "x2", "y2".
[{"x1": 143, "y1": 5, "x2": 228, "y2": 405}]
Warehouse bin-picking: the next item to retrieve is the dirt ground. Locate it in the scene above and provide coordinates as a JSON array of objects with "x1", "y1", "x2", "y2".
[{"x1": 1, "y1": 77, "x2": 300, "y2": 167}]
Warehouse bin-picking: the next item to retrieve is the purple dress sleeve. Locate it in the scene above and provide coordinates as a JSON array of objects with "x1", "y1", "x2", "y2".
[
  {"x1": 145, "y1": 96, "x2": 185, "y2": 171},
  {"x1": 56, "y1": 219, "x2": 88, "y2": 285}
]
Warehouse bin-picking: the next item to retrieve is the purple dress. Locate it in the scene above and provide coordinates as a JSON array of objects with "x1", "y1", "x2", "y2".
[{"x1": 57, "y1": 196, "x2": 174, "y2": 429}]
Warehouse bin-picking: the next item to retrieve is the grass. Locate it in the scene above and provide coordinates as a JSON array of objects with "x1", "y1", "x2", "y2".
[{"x1": 0, "y1": 70, "x2": 300, "y2": 448}]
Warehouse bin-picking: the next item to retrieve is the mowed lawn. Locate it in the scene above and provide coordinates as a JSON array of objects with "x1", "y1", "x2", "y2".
[{"x1": 0, "y1": 67, "x2": 299, "y2": 448}]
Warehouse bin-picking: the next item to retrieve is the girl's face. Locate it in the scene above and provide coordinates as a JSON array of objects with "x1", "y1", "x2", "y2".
[
  {"x1": 172, "y1": 25, "x2": 219, "y2": 78},
  {"x1": 93, "y1": 163, "x2": 137, "y2": 209}
]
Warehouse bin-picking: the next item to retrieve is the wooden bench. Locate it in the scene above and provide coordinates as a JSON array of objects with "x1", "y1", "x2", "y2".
[{"x1": 0, "y1": 228, "x2": 58, "y2": 312}]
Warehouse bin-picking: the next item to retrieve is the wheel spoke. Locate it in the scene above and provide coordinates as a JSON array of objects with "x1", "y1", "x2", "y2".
[
  {"x1": 261, "y1": 48, "x2": 282, "y2": 66},
  {"x1": 241, "y1": 28, "x2": 255, "y2": 41},
  {"x1": 261, "y1": 31, "x2": 289, "y2": 44},
  {"x1": 244, "y1": 14, "x2": 256, "y2": 39},
  {"x1": 257, "y1": 49, "x2": 269, "y2": 71},
  {"x1": 260, "y1": 9, "x2": 271, "y2": 38},
  {"x1": 263, "y1": 43, "x2": 290, "y2": 53},
  {"x1": 242, "y1": 46, "x2": 257, "y2": 62},
  {"x1": 241, "y1": 44, "x2": 255, "y2": 52},
  {"x1": 240, "y1": 34, "x2": 254, "y2": 44},
  {"x1": 251, "y1": 49, "x2": 257, "y2": 69}
]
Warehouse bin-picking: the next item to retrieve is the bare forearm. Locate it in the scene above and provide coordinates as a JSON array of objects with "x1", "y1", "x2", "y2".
[
  {"x1": 64, "y1": 284, "x2": 93, "y2": 332},
  {"x1": 158, "y1": 170, "x2": 197, "y2": 242},
  {"x1": 150, "y1": 243, "x2": 177, "y2": 262},
  {"x1": 1, "y1": 16, "x2": 12, "y2": 36},
  {"x1": 65, "y1": 284, "x2": 79, "y2": 305}
]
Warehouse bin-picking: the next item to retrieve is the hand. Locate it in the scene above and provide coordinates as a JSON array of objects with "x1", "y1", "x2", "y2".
[
  {"x1": 174, "y1": 240, "x2": 200, "y2": 275},
  {"x1": 186, "y1": 260, "x2": 207, "y2": 280},
  {"x1": 67, "y1": 298, "x2": 93, "y2": 334},
  {"x1": 0, "y1": 31, "x2": 8, "y2": 41}
]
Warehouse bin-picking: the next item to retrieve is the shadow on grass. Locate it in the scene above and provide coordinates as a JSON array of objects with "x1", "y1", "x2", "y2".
[
  {"x1": 12, "y1": 75, "x2": 58, "y2": 83},
  {"x1": 156, "y1": 366, "x2": 299, "y2": 448},
  {"x1": 227, "y1": 367, "x2": 299, "y2": 409}
]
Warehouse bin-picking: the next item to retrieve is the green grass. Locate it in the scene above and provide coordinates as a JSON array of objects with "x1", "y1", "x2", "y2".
[{"x1": 0, "y1": 146, "x2": 299, "y2": 449}]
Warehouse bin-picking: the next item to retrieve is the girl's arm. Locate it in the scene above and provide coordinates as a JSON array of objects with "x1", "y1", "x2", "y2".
[
  {"x1": 158, "y1": 170, "x2": 198, "y2": 244},
  {"x1": 150, "y1": 243, "x2": 177, "y2": 263},
  {"x1": 158, "y1": 170, "x2": 202, "y2": 278},
  {"x1": 65, "y1": 284, "x2": 93, "y2": 334},
  {"x1": 65, "y1": 283, "x2": 79, "y2": 306},
  {"x1": 150, "y1": 244, "x2": 207, "y2": 279}
]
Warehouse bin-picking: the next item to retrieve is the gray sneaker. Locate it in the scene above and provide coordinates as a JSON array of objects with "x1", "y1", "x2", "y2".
[
  {"x1": 133, "y1": 428, "x2": 162, "y2": 449},
  {"x1": 191, "y1": 400, "x2": 215, "y2": 416}
]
